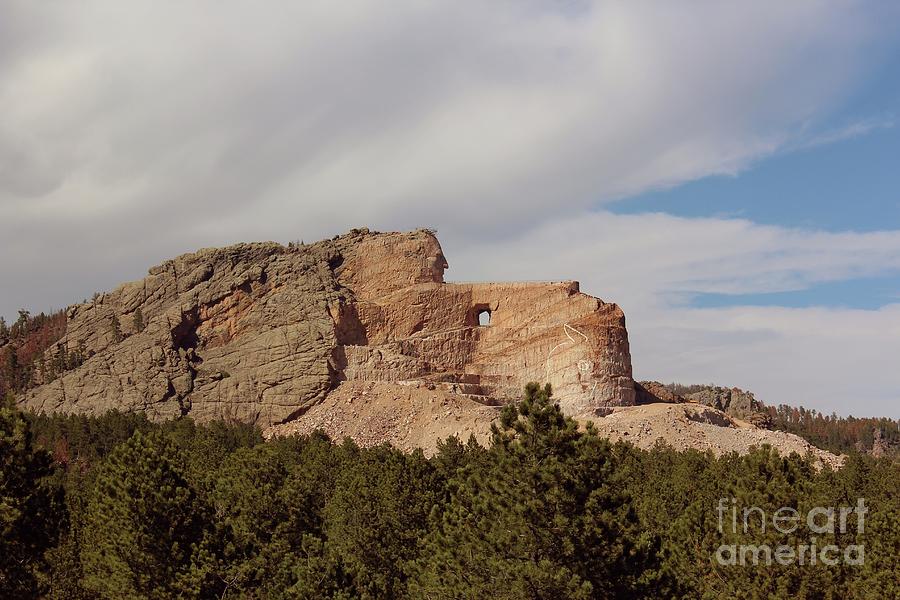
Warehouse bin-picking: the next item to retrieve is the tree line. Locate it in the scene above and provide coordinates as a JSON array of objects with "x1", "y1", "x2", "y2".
[
  {"x1": 766, "y1": 404, "x2": 900, "y2": 458},
  {"x1": 2, "y1": 384, "x2": 898, "y2": 599}
]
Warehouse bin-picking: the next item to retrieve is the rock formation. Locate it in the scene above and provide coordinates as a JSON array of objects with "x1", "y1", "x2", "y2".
[
  {"x1": 19, "y1": 228, "x2": 634, "y2": 426},
  {"x1": 682, "y1": 385, "x2": 770, "y2": 424},
  {"x1": 634, "y1": 381, "x2": 686, "y2": 405},
  {"x1": 16, "y1": 226, "x2": 842, "y2": 467}
]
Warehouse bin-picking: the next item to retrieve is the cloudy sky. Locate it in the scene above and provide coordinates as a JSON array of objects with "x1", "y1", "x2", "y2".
[{"x1": 2, "y1": 1, "x2": 899, "y2": 416}]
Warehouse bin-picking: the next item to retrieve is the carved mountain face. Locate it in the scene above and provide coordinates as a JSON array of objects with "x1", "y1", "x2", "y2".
[{"x1": 19, "y1": 228, "x2": 634, "y2": 426}]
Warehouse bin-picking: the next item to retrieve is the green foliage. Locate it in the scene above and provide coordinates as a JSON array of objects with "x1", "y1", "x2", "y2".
[
  {"x1": 79, "y1": 431, "x2": 222, "y2": 599},
  {"x1": 0, "y1": 308, "x2": 68, "y2": 396},
  {"x1": 323, "y1": 445, "x2": 439, "y2": 598},
  {"x1": 0, "y1": 395, "x2": 63, "y2": 597},
  {"x1": 411, "y1": 383, "x2": 659, "y2": 599},
  {"x1": 108, "y1": 315, "x2": 123, "y2": 344},
  {"x1": 132, "y1": 308, "x2": 145, "y2": 334},
  {"x1": 3, "y1": 387, "x2": 899, "y2": 598},
  {"x1": 767, "y1": 404, "x2": 900, "y2": 457}
]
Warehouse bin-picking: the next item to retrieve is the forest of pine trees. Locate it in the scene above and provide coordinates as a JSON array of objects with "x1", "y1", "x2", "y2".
[
  {"x1": 1, "y1": 384, "x2": 898, "y2": 599},
  {"x1": 767, "y1": 404, "x2": 900, "y2": 457}
]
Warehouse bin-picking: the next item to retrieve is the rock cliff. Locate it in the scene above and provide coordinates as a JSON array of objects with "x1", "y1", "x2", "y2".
[
  {"x1": 683, "y1": 385, "x2": 766, "y2": 421},
  {"x1": 19, "y1": 228, "x2": 635, "y2": 426}
]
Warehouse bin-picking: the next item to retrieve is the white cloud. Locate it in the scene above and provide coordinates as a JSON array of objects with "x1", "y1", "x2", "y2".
[
  {"x1": 789, "y1": 115, "x2": 895, "y2": 152},
  {"x1": 1, "y1": 1, "x2": 899, "y2": 415}
]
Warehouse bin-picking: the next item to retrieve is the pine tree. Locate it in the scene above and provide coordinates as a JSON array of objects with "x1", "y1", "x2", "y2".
[
  {"x1": 12, "y1": 310, "x2": 30, "y2": 338},
  {"x1": 80, "y1": 430, "x2": 222, "y2": 599},
  {"x1": 209, "y1": 440, "x2": 301, "y2": 594},
  {"x1": 410, "y1": 383, "x2": 653, "y2": 599},
  {"x1": 108, "y1": 315, "x2": 123, "y2": 343},
  {"x1": 132, "y1": 308, "x2": 144, "y2": 334},
  {"x1": 855, "y1": 505, "x2": 900, "y2": 596},
  {"x1": 323, "y1": 445, "x2": 439, "y2": 599},
  {"x1": 0, "y1": 394, "x2": 62, "y2": 597},
  {"x1": 4, "y1": 349, "x2": 20, "y2": 391}
]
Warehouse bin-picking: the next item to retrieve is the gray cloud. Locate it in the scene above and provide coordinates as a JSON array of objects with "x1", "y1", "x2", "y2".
[{"x1": 2, "y1": 1, "x2": 899, "y2": 414}]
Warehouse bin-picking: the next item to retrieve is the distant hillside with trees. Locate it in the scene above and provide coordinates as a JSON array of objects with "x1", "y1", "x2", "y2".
[
  {"x1": 767, "y1": 404, "x2": 900, "y2": 458},
  {"x1": 0, "y1": 309, "x2": 82, "y2": 398},
  {"x1": 662, "y1": 382, "x2": 900, "y2": 459}
]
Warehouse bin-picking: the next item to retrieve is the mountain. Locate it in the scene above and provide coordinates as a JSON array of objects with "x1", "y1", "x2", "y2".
[
  {"x1": 12, "y1": 228, "x2": 840, "y2": 466},
  {"x1": 16, "y1": 228, "x2": 632, "y2": 425}
]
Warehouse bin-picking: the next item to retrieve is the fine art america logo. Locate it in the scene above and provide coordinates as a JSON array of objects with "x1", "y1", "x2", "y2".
[{"x1": 714, "y1": 498, "x2": 867, "y2": 566}]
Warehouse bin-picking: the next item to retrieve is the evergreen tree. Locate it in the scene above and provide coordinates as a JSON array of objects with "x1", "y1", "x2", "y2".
[
  {"x1": 4, "y1": 349, "x2": 19, "y2": 391},
  {"x1": 0, "y1": 394, "x2": 62, "y2": 597},
  {"x1": 132, "y1": 308, "x2": 145, "y2": 334},
  {"x1": 43, "y1": 479, "x2": 93, "y2": 600},
  {"x1": 410, "y1": 383, "x2": 654, "y2": 599},
  {"x1": 854, "y1": 505, "x2": 900, "y2": 597},
  {"x1": 5, "y1": 387, "x2": 900, "y2": 597},
  {"x1": 13, "y1": 309, "x2": 30, "y2": 338},
  {"x1": 322, "y1": 445, "x2": 439, "y2": 599},
  {"x1": 210, "y1": 439, "x2": 304, "y2": 594},
  {"x1": 108, "y1": 315, "x2": 123, "y2": 343},
  {"x1": 80, "y1": 430, "x2": 222, "y2": 599}
]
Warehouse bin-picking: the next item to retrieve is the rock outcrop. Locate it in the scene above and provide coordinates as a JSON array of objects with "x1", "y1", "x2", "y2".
[
  {"x1": 16, "y1": 227, "x2": 843, "y2": 465},
  {"x1": 635, "y1": 381, "x2": 686, "y2": 405},
  {"x1": 19, "y1": 228, "x2": 635, "y2": 426},
  {"x1": 683, "y1": 385, "x2": 771, "y2": 425}
]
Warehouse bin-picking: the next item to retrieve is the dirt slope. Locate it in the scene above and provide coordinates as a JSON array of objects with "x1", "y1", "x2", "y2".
[{"x1": 268, "y1": 381, "x2": 843, "y2": 467}]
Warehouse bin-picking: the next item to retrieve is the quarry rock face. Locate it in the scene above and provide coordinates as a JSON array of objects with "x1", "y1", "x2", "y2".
[{"x1": 19, "y1": 228, "x2": 635, "y2": 426}]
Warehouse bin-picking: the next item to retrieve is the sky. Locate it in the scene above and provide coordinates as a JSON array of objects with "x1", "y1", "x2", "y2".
[{"x1": 2, "y1": 1, "x2": 899, "y2": 417}]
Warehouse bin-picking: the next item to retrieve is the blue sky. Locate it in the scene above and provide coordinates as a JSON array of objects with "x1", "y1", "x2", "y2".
[
  {"x1": 613, "y1": 121, "x2": 900, "y2": 234},
  {"x1": 2, "y1": 2, "x2": 899, "y2": 416},
  {"x1": 610, "y1": 51, "x2": 900, "y2": 313}
]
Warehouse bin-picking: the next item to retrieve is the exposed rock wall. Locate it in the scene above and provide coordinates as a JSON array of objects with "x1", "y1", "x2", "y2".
[
  {"x1": 635, "y1": 381, "x2": 686, "y2": 405},
  {"x1": 21, "y1": 239, "x2": 351, "y2": 425},
  {"x1": 338, "y1": 278, "x2": 633, "y2": 413},
  {"x1": 19, "y1": 228, "x2": 635, "y2": 425},
  {"x1": 685, "y1": 386, "x2": 766, "y2": 422}
]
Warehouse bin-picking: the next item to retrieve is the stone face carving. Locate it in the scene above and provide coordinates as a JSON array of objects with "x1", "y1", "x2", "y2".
[{"x1": 19, "y1": 228, "x2": 635, "y2": 425}]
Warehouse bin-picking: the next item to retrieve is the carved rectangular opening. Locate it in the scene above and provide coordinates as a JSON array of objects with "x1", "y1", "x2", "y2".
[{"x1": 467, "y1": 302, "x2": 493, "y2": 327}]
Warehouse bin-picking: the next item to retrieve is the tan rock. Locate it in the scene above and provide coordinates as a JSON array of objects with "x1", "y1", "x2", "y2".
[
  {"x1": 18, "y1": 227, "x2": 843, "y2": 467},
  {"x1": 266, "y1": 381, "x2": 497, "y2": 456},
  {"x1": 19, "y1": 228, "x2": 635, "y2": 425},
  {"x1": 635, "y1": 381, "x2": 686, "y2": 404},
  {"x1": 577, "y1": 403, "x2": 844, "y2": 470}
]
